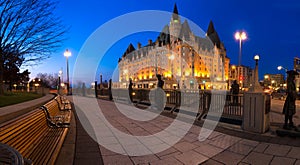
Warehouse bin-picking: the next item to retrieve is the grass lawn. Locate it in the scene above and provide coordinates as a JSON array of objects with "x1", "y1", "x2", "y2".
[{"x1": 0, "y1": 92, "x2": 43, "y2": 107}]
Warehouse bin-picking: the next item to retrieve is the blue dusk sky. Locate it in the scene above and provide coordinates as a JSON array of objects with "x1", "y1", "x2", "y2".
[{"x1": 25, "y1": 0, "x2": 300, "y2": 83}]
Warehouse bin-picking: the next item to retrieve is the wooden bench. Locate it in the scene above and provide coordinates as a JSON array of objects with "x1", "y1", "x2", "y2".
[
  {"x1": 0, "y1": 142, "x2": 24, "y2": 164},
  {"x1": 55, "y1": 95, "x2": 71, "y2": 111},
  {"x1": 41, "y1": 98, "x2": 71, "y2": 127},
  {"x1": 0, "y1": 105, "x2": 69, "y2": 164}
]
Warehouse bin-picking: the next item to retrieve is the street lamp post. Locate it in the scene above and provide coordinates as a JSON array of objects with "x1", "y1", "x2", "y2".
[
  {"x1": 243, "y1": 54, "x2": 270, "y2": 133},
  {"x1": 58, "y1": 69, "x2": 62, "y2": 94},
  {"x1": 277, "y1": 65, "x2": 288, "y2": 72},
  {"x1": 250, "y1": 54, "x2": 262, "y2": 92},
  {"x1": 277, "y1": 65, "x2": 288, "y2": 82},
  {"x1": 235, "y1": 31, "x2": 247, "y2": 66},
  {"x1": 64, "y1": 49, "x2": 71, "y2": 95}
]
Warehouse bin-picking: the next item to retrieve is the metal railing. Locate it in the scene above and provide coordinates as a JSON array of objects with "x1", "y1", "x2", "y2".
[
  {"x1": 0, "y1": 143, "x2": 25, "y2": 165},
  {"x1": 97, "y1": 88, "x2": 244, "y2": 122}
]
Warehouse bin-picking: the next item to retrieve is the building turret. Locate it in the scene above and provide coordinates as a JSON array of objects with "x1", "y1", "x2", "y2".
[{"x1": 169, "y1": 3, "x2": 181, "y2": 44}]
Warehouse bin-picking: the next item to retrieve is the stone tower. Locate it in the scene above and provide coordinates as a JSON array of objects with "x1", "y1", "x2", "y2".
[{"x1": 169, "y1": 3, "x2": 181, "y2": 44}]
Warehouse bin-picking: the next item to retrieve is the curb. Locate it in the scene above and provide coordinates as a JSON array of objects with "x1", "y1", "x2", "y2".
[{"x1": 0, "y1": 94, "x2": 55, "y2": 124}]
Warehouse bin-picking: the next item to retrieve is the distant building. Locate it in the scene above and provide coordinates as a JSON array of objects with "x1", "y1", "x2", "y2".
[
  {"x1": 294, "y1": 57, "x2": 300, "y2": 72},
  {"x1": 263, "y1": 73, "x2": 285, "y2": 89},
  {"x1": 229, "y1": 64, "x2": 253, "y2": 90},
  {"x1": 294, "y1": 57, "x2": 300, "y2": 91},
  {"x1": 118, "y1": 4, "x2": 230, "y2": 90}
]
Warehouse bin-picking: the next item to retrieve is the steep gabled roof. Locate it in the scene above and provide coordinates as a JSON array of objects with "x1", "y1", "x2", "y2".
[
  {"x1": 206, "y1": 20, "x2": 221, "y2": 48},
  {"x1": 162, "y1": 24, "x2": 170, "y2": 34},
  {"x1": 122, "y1": 43, "x2": 135, "y2": 57},
  {"x1": 155, "y1": 25, "x2": 170, "y2": 46},
  {"x1": 195, "y1": 36, "x2": 214, "y2": 50},
  {"x1": 172, "y1": 3, "x2": 179, "y2": 21},
  {"x1": 160, "y1": 25, "x2": 170, "y2": 45},
  {"x1": 179, "y1": 20, "x2": 192, "y2": 41}
]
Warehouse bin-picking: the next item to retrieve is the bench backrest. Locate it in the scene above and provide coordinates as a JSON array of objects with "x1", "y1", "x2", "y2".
[
  {"x1": 55, "y1": 95, "x2": 71, "y2": 111},
  {"x1": 0, "y1": 100, "x2": 69, "y2": 164},
  {"x1": 55, "y1": 96, "x2": 63, "y2": 111},
  {"x1": 43, "y1": 99, "x2": 61, "y2": 116},
  {"x1": 0, "y1": 109, "x2": 48, "y2": 160}
]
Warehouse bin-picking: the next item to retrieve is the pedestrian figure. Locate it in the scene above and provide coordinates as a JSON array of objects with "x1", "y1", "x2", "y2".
[
  {"x1": 231, "y1": 80, "x2": 239, "y2": 105},
  {"x1": 282, "y1": 70, "x2": 298, "y2": 130},
  {"x1": 108, "y1": 79, "x2": 113, "y2": 100},
  {"x1": 157, "y1": 74, "x2": 164, "y2": 89},
  {"x1": 128, "y1": 78, "x2": 133, "y2": 103},
  {"x1": 82, "y1": 82, "x2": 86, "y2": 96},
  {"x1": 155, "y1": 74, "x2": 165, "y2": 111},
  {"x1": 94, "y1": 81, "x2": 98, "y2": 98}
]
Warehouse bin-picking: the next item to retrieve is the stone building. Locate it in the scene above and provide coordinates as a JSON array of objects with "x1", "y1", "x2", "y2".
[
  {"x1": 263, "y1": 74, "x2": 285, "y2": 89},
  {"x1": 118, "y1": 4, "x2": 230, "y2": 90},
  {"x1": 229, "y1": 64, "x2": 253, "y2": 90}
]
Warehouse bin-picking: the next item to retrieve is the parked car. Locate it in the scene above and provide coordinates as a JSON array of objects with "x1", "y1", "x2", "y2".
[{"x1": 271, "y1": 89, "x2": 287, "y2": 100}]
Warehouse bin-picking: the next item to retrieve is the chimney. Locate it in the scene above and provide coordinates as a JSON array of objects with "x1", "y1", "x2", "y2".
[
  {"x1": 148, "y1": 39, "x2": 152, "y2": 45},
  {"x1": 137, "y1": 42, "x2": 141, "y2": 49}
]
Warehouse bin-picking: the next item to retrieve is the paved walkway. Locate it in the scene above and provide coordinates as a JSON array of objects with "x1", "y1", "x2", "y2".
[
  {"x1": 68, "y1": 96, "x2": 300, "y2": 165},
  {"x1": 2, "y1": 94, "x2": 300, "y2": 164},
  {"x1": 0, "y1": 94, "x2": 54, "y2": 123}
]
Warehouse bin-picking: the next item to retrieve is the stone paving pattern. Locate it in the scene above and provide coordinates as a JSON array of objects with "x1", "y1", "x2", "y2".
[
  {"x1": 66, "y1": 97, "x2": 300, "y2": 165},
  {"x1": 1, "y1": 94, "x2": 299, "y2": 165}
]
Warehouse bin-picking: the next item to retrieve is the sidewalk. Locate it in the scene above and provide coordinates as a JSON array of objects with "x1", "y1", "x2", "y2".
[
  {"x1": 69, "y1": 96, "x2": 300, "y2": 165},
  {"x1": 0, "y1": 94, "x2": 54, "y2": 123}
]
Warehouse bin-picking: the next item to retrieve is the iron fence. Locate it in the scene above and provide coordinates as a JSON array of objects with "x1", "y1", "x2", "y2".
[{"x1": 97, "y1": 88, "x2": 243, "y2": 122}]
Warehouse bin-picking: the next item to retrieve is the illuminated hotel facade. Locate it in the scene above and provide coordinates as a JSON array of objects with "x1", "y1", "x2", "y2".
[{"x1": 118, "y1": 4, "x2": 230, "y2": 90}]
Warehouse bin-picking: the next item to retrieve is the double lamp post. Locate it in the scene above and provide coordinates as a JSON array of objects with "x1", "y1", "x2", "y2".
[{"x1": 64, "y1": 49, "x2": 71, "y2": 95}]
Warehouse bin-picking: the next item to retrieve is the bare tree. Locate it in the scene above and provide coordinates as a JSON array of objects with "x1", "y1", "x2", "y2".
[
  {"x1": 0, "y1": 0, "x2": 67, "y2": 95},
  {"x1": 36, "y1": 73, "x2": 58, "y2": 89}
]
